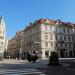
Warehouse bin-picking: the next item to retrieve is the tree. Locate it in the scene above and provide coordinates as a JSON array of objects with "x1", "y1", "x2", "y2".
[
  {"x1": 27, "y1": 52, "x2": 32, "y2": 62},
  {"x1": 48, "y1": 51, "x2": 59, "y2": 66},
  {"x1": 32, "y1": 55, "x2": 38, "y2": 63}
]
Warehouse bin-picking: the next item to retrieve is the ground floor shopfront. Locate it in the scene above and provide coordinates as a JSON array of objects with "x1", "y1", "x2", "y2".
[
  {"x1": 5, "y1": 48, "x2": 75, "y2": 60},
  {"x1": 22, "y1": 48, "x2": 75, "y2": 60}
]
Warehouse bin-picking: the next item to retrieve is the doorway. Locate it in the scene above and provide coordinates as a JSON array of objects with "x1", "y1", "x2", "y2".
[
  {"x1": 45, "y1": 50, "x2": 49, "y2": 58},
  {"x1": 60, "y1": 49, "x2": 65, "y2": 58}
]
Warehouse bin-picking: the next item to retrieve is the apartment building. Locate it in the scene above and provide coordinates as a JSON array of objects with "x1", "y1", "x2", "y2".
[
  {"x1": 7, "y1": 18, "x2": 75, "y2": 59},
  {"x1": 7, "y1": 36, "x2": 17, "y2": 58},
  {"x1": 0, "y1": 16, "x2": 6, "y2": 60},
  {"x1": 16, "y1": 30, "x2": 25, "y2": 59},
  {"x1": 24, "y1": 18, "x2": 75, "y2": 59},
  {"x1": 7, "y1": 30, "x2": 25, "y2": 59}
]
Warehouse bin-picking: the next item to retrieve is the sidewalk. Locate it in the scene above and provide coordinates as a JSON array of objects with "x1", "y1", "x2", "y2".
[
  {"x1": 0, "y1": 59, "x2": 28, "y2": 64},
  {"x1": 0, "y1": 59, "x2": 48, "y2": 64}
]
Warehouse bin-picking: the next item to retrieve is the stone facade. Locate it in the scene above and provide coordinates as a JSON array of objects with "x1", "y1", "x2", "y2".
[
  {"x1": 7, "y1": 30, "x2": 25, "y2": 59},
  {"x1": 24, "y1": 18, "x2": 75, "y2": 59},
  {"x1": 7, "y1": 18, "x2": 75, "y2": 59},
  {"x1": 0, "y1": 16, "x2": 6, "y2": 59},
  {"x1": 7, "y1": 36, "x2": 17, "y2": 58},
  {"x1": 16, "y1": 30, "x2": 25, "y2": 59}
]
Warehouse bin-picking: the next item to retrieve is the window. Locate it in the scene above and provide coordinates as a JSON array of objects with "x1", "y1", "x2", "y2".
[
  {"x1": 45, "y1": 26, "x2": 47, "y2": 30},
  {"x1": 56, "y1": 43, "x2": 57, "y2": 47},
  {"x1": 0, "y1": 36, "x2": 4, "y2": 39},
  {"x1": 36, "y1": 26, "x2": 38, "y2": 30},
  {"x1": 55, "y1": 36, "x2": 57, "y2": 40},
  {"x1": 70, "y1": 51, "x2": 72, "y2": 57},
  {"x1": 51, "y1": 42, "x2": 53, "y2": 47},
  {"x1": 56, "y1": 28, "x2": 60, "y2": 33},
  {"x1": 63, "y1": 28, "x2": 65, "y2": 32},
  {"x1": 60, "y1": 44, "x2": 62, "y2": 47},
  {"x1": 50, "y1": 26, "x2": 52, "y2": 32},
  {"x1": 44, "y1": 32, "x2": 48, "y2": 34},
  {"x1": 65, "y1": 44, "x2": 66, "y2": 47},
  {"x1": 45, "y1": 35, "x2": 48, "y2": 40},
  {"x1": 64, "y1": 36, "x2": 66, "y2": 41},
  {"x1": 60, "y1": 36, "x2": 62, "y2": 40},
  {"x1": 67, "y1": 29, "x2": 69, "y2": 33},
  {"x1": 72, "y1": 36, "x2": 74, "y2": 40},
  {"x1": 50, "y1": 35, "x2": 53, "y2": 40},
  {"x1": 0, "y1": 42, "x2": 3, "y2": 45},
  {"x1": 68, "y1": 36, "x2": 70, "y2": 41},
  {"x1": 69, "y1": 44, "x2": 71, "y2": 48},
  {"x1": 45, "y1": 42, "x2": 48, "y2": 47}
]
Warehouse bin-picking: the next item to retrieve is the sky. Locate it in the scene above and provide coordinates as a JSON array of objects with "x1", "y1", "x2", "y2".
[{"x1": 0, "y1": 0, "x2": 75, "y2": 39}]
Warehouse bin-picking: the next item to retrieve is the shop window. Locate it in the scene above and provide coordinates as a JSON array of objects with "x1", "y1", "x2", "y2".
[
  {"x1": 70, "y1": 51, "x2": 72, "y2": 57},
  {"x1": 74, "y1": 51, "x2": 75, "y2": 57}
]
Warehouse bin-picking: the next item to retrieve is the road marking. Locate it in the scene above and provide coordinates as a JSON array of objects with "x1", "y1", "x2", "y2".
[{"x1": 0, "y1": 69, "x2": 45, "y2": 75}]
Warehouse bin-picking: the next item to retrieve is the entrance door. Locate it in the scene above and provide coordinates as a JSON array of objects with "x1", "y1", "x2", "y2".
[
  {"x1": 74, "y1": 51, "x2": 75, "y2": 57},
  {"x1": 45, "y1": 50, "x2": 49, "y2": 58},
  {"x1": 60, "y1": 49, "x2": 64, "y2": 58},
  {"x1": 70, "y1": 51, "x2": 72, "y2": 57}
]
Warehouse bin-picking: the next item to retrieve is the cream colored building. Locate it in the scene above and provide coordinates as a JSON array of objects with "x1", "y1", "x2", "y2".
[
  {"x1": 7, "y1": 18, "x2": 75, "y2": 59},
  {"x1": 24, "y1": 18, "x2": 75, "y2": 59},
  {"x1": 0, "y1": 16, "x2": 6, "y2": 59}
]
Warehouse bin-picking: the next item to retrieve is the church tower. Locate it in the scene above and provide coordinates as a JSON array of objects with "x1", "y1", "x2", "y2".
[{"x1": 0, "y1": 16, "x2": 6, "y2": 60}]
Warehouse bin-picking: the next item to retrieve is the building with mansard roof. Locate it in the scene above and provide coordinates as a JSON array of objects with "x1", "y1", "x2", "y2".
[
  {"x1": 24, "y1": 18, "x2": 75, "y2": 59},
  {"x1": 7, "y1": 18, "x2": 75, "y2": 59}
]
